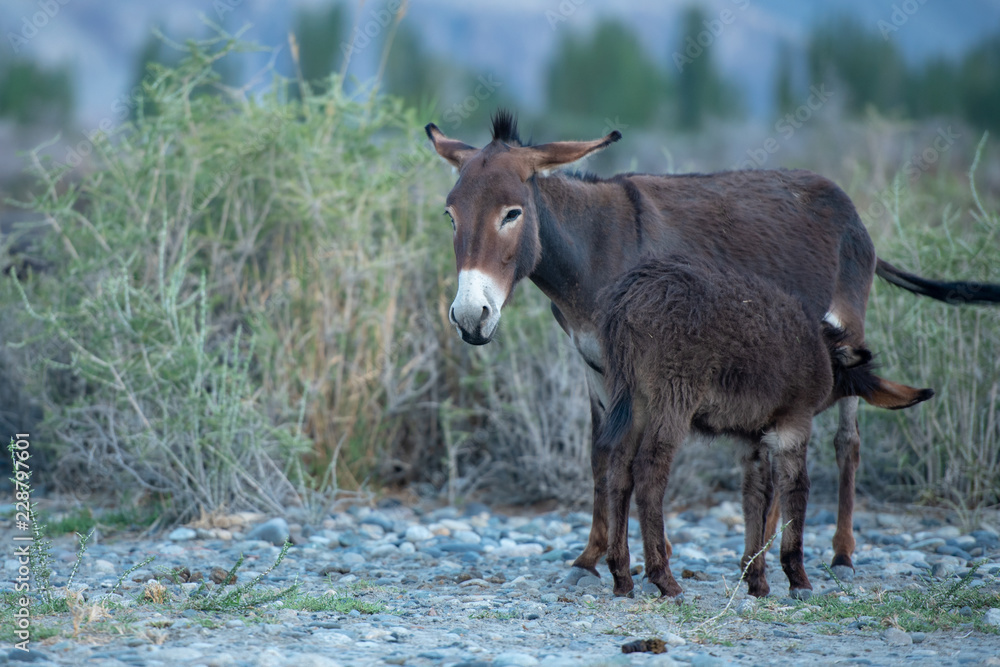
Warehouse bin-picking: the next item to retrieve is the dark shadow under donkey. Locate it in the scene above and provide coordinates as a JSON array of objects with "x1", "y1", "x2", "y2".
[{"x1": 597, "y1": 257, "x2": 934, "y2": 599}]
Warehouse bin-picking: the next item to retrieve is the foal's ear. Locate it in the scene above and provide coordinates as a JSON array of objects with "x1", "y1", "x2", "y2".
[
  {"x1": 524, "y1": 130, "x2": 622, "y2": 173},
  {"x1": 425, "y1": 124, "x2": 478, "y2": 169}
]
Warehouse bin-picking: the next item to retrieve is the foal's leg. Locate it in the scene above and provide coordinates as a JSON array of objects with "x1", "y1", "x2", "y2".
[
  {"x1": 606, "y1": 428, "x2": 642, "y2": 597},
  {"x1": 740, "y1": 444, "x2": 774, "y2": 598},
  {"x1": 632, "y1": 425, "x2": 684, "y2": 598},
  {"x1": 772, "y1": 426, "x2": 813, "y2": 600},
  {"x1": 569, "y1": 387, "x2": 610, "y2": 581},
  {"x1": 831, "y1": 396, "x2": 860, "y2": 580}
]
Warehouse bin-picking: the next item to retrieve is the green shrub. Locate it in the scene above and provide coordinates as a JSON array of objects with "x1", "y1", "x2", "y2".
[{"x1": 847, "y1": 135, "x2": 1000, "y2": 513}]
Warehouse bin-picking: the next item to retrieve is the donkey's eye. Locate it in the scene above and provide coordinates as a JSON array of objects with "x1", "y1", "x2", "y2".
[
  {"x1": 502, "y1": 208, "x2": 522, "y2": 225},
  {"x1": 444, "y1": 210, "x2": 455, "y2": 229}
]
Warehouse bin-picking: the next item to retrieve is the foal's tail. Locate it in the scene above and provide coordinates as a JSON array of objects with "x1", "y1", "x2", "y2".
[
  {"x1": 876, "y1": 259, "x2": 1000, "y2": 305},
  {"x1": 596, "y1": 389, "x2": 633, "y2": 456},
  {"x1": 825, "y1": 327, "x2": 935, "y2": 410}
]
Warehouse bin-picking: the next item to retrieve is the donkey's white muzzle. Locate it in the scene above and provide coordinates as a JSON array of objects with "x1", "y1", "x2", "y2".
[{"x1": 449, "y1": 269, "x2": 504, "y2": 345}]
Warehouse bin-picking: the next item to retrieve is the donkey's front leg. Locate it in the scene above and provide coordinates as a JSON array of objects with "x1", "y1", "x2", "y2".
[{"x1": 568, "y1": 386, "x2": 610, "y2": 582}]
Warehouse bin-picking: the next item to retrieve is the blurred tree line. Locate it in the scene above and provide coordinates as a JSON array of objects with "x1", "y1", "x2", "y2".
[
  {"x1": 804, "y1": 16, "x2": 1000, "y2": 133},
  {"x1": 1, "y1": 4, "x2": 998, "y2": 139}
]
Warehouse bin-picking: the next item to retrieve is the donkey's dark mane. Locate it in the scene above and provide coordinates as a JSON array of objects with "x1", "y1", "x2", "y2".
[{"x1": 491, "y1": 109, "x2": 521, "y2": 146}]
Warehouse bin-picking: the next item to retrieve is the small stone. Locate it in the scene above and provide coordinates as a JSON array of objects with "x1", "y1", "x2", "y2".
[
  {"x1": 493, "y1": 651, "x2": 540, "y2": 666},
  {"x1": 805, "y1": 509, "x2": 836, "y2": 526},
  {"x1": 561, "y1": 567, "x2": 595, "y2": 587},
  {"x1": 735, "y1": 598, "x2": 756, "y2": 616},
  {"x1": 404, "y1": 525, "x2": 433, "y2": 542},
  {"x1": 909, "y1": 537, "x2": 946, "y2": 551},
  {"x1": 663, "y1": 632, "x2": 686, "y2": 646},
  {"x1": 93, "y1": 559, "x2": 116, "y2": 574},
  {"x1": 154, "y1": 647, "x2": 205, "y2": 661},
  {"x1": 247, "y1": 518, "x2": 290, "y2": 546},
  {"x1": 341, "y1": 552, "x2": 365, "y2": 565},
  {"x1": 984, "y1": 608, "x2": 1000, "y2": 627},
  {"x1": 168, "y1": 527, "x2": 197, "y2": 541},
  {"x1": 882, "y1": 628, "x2": 913, "y2": 646},
  {"x1": 453, "y1": 530, "x2": 481, "y2": 544},
  {"x1": 211, "y1": 566, "x2": 237, "y2": 585},
  {"x1": 931, "y1": 562, "x2": 954, "y2": 578}
]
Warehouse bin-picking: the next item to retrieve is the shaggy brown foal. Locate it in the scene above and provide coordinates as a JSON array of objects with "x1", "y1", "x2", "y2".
[{"x1": 597, "y1": 257, "x2": 932, "y2": 599}]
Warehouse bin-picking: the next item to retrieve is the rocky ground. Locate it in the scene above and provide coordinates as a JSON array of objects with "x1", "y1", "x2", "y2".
[{"x1": 2, "y1": 499, "x2": 1000, "y2": 667}]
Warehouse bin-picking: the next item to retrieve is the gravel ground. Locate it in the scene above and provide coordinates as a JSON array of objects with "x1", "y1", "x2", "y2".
[{"x1": 2, "y1": 499, "x2": 1000, "y2": 667}]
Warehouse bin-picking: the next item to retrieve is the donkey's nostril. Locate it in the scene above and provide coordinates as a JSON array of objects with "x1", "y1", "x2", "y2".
[
  {"x1": 449, "y1": 306, "x2": 457, "y2": 324},
  {"x1": 479, "y1": 305, "x2": 491, "y2": 325}
]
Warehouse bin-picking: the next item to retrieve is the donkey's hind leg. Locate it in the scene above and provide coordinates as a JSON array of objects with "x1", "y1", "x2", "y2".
[
  {"x1": 831, "y1": 396, "x2": 860, "y2": 581},
  {"x1": 740, "y1": 443, "x2": 775, "y2": 598}
]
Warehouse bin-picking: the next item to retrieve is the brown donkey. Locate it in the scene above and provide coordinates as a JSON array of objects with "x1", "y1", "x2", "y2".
[
  {"x1": 596, "y1": 257, "x2": 933, "y2": 599},
  {"x1": 426, "y1": 111, "x2": 1000, "y2": 583}
]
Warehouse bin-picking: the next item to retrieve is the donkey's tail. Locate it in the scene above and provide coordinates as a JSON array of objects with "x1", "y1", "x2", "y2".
[
  {"x1": 876, "y1": 258, "x2": 1000, "y2": 305},
  {"x1": 596, "y1": 390, "x2": 633, "y2": 455}
]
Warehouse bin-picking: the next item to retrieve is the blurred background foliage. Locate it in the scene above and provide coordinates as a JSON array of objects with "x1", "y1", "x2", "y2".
[{"x1": 1, "y1": 1, "x2": 998, "y2": 520}]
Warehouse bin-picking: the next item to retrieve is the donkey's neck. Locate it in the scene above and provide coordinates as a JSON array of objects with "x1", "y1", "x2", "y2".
[{"x1": 528, "y1": 174, "x2": 646, "y2": 332}]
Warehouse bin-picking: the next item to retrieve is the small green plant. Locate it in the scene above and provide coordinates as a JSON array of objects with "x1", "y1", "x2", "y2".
[
  {"x1": 185, "y1": 542, "x2": 297, "y2": 611},
  {"x1": 739, "y1": 563, "x2": 999, "y2": 634},
  {"x1": 469, "y1": 609, "x2": 519, "y2": 621}
]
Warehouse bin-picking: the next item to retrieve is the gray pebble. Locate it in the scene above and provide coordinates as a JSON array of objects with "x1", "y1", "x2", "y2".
[
  {"x1": 882, "y1": 628, "x2": 913, "y2": 646},
  {"x1": 247, "y1": 517, "x2": 290, "y2": 546},
  {"x1": 168, "y1": 527, "x2": 197, "y2": 542}
]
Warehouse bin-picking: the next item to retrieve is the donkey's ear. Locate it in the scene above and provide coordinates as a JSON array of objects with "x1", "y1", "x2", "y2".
[
  {"x1": 524, "y1": 130, "x2": 622, "y2": 173},
  {"x1": 426, "y1": 124, "x2": 478, "y2": 169}
]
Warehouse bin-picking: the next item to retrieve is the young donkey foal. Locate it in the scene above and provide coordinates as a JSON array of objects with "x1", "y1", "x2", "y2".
[{"x1": 598, "y1": 258, "x2": 933, "y2": 599}]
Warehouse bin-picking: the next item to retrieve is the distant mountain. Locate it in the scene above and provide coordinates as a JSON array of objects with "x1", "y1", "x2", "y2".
[{"x1": 3, "y1": 0, "x2": 998, "y2": 127}]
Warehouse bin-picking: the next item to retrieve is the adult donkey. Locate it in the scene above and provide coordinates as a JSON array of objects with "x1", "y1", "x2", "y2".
[{"x1": 426, "y1": 110, "x2": 1000, "y2": 583}]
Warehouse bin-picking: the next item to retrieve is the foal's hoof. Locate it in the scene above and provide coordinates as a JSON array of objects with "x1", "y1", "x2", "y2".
[
  {"x1": 563, "y1": 566, "x2": 600, "y2": 587},
  {"x1": 830, "y1": 564, "x2": 855, "y2": 583},
  {"x1": 789, "y1": 587, "x2": 813, "y2": 601}
]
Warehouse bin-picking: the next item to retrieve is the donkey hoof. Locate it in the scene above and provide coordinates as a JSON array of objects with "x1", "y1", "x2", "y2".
[
  {"x1": 612, "y1": 585, "x2": 635, "y2": 597},
  {"x1": 563, "y1": 566, "x2": 600, "y2": 587},
  {"x1": 830, "y1": 564, "x2": 855, "y2": 583},
  {"x1": 789, "y1": 587, "x2": 813, "y2": 601}
]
